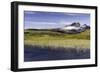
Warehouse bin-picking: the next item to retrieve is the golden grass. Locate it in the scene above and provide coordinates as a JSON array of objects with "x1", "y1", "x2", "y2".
[
  {"x1": 25, "y1": 39, "x2": 90, "y2": 49},
  {"x1": 24, "y1": 29, "x2": 90, "y2": 49}
]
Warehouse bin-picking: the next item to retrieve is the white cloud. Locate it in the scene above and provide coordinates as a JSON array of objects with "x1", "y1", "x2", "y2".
[
  {"x1": 67, "y1": 13, "x2": 78, "y2": 16},
  {"x1": 24, "y1": 11, "x2": 36, "y2": 14},
  {"x1": 59, "y1": 21, "x2": 72, "y2": 25},
  {"x1": 62, "y1": 13, "x2": 78, "y2": 16},
  {"x1": 25, "y1": 21, "x2": 57, "y2": 25}
]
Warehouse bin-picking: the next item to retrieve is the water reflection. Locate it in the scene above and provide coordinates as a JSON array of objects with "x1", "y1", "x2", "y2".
[{"x1": 24, "y1": 45, "x2": 90, "y2": 62}]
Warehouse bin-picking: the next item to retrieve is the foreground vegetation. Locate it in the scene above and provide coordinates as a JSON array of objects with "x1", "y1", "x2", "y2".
[{"x1": 24, "y1": 29, "x2": 90, "y2": 49}]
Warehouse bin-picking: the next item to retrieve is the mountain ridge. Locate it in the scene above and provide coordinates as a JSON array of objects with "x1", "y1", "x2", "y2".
[{"x1": 25, "y1": 22, "x2": 90, "y2": 34}]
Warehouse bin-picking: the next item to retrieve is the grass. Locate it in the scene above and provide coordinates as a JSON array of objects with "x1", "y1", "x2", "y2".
[{"x1": 24, "y1": 29, "x2": 90, "y2": 49}]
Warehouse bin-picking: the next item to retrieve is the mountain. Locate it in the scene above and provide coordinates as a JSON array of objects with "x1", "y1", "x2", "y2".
[
  {"x1": 70, "y1": 22, "x2": 81, "y2": 27},
  {"x1": 81, "y1": 24, "x2": 90, "y2": 29},
  {"x1": 57, "y1": 22, "x2": 90, "y2": 34},
  {"x1": 25, "y1": 22, "x2": 90, "y2": 34}
]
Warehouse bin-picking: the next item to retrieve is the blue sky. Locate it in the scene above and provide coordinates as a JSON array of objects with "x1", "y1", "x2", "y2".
[{"x1": 24, "y1": 11, "x2": 90, "y2": 29}]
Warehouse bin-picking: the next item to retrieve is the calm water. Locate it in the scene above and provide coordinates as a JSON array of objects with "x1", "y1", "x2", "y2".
[{"x1": 24, "y1": 45, "x2": 90, "y2": 62}]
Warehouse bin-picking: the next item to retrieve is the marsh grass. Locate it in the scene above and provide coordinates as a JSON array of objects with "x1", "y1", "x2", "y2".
[
  {"x1": 25, "y1": 39, "x2": 90, "y2": 49},
  {"x1": 24, "y1": 29, "x2": 90, "y2": 49}
]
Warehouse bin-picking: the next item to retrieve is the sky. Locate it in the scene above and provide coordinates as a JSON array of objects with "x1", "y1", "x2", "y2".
[{"x1": 24, "y1": 11, "x2": 90, "y2": 29}]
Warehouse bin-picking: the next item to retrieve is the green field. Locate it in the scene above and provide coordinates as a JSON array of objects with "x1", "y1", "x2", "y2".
[{"x1": 24, "y1": 29, "x2": 90, "y2": 49}]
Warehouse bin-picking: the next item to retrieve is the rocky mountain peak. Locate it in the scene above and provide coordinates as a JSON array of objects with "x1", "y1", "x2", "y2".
[{"x1": 70, "y1": 22, "x2": 80, "y2": 27}]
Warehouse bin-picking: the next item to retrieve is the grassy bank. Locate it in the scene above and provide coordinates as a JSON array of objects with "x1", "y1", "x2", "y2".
[{"x1": 24, "y1": 29, "x2": 90, "y2": 49}]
